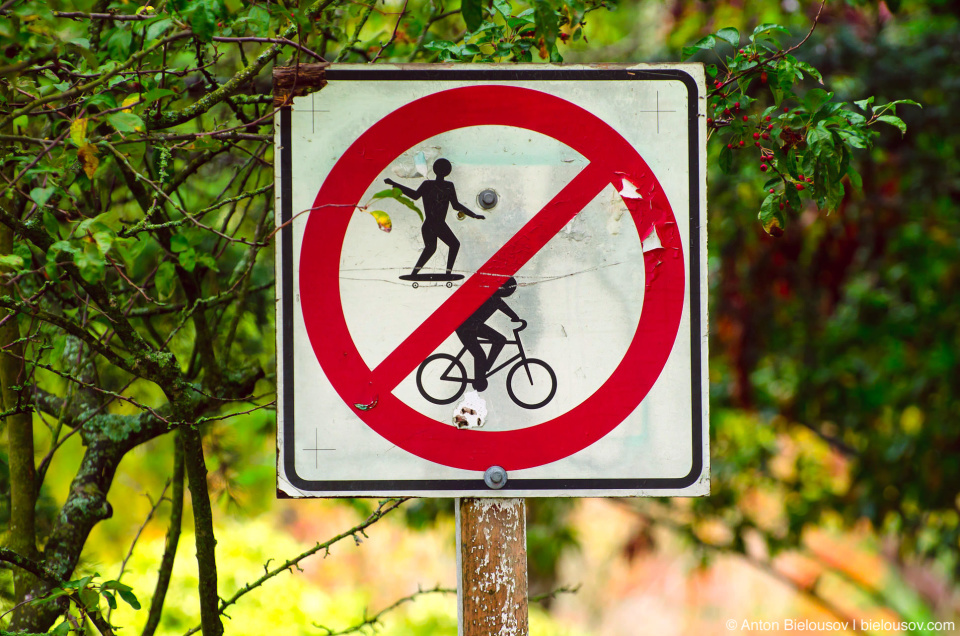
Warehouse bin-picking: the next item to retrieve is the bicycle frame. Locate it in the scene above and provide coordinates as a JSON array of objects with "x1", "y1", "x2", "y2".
[{"x1": 450, "y1": 326, "x2": 531, "y2": 381}]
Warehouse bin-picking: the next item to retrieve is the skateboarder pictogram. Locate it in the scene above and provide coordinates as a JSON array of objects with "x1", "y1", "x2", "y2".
[{"x1": 385, "y1": 158, "x2": 484, "y2": 285}]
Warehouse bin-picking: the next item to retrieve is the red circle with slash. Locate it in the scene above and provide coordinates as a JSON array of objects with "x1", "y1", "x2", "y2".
[{"x1": 299, "y1": 85, "x2": 685, "y2": 471}]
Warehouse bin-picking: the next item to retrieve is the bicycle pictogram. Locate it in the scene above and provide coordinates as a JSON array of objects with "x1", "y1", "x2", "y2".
[{"x1": 416, "y1": 319, "x2": 557, "y2": 410}]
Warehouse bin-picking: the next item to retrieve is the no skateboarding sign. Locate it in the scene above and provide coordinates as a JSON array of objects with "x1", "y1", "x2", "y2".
[{"x1": 276, "y1": 66, "x2": 708, "y2": 497}]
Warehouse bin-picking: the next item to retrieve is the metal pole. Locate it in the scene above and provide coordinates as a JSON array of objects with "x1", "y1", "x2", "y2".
[{"x1": 456, "y1": 497, "x2": 528, "y2": 636}]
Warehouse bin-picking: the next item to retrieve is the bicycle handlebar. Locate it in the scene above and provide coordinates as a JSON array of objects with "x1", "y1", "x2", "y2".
[{"x1": 513, "y1": 319, "x2": 528, "y2": 332}]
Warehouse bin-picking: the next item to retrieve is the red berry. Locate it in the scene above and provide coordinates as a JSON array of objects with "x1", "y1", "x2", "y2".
[
  {"x1": 753, "y1": 132, "x2": 760, "y2": 140},
  {"x1": 761, "y1": 71, "x2": 768, "y2": 84},
  {"x1": 779, "y1": 203, "x2": 784, "y2": 210},
  {"x1": 762, "y1": 165, "x2": 769, "y2": 172},
  {"x1": 798, "y1": 174, "x2": 805, "y2": 182},
  {"x1": 796, "y1": 183, "x2": 804, "y2": 190},
  {"x1": 723, "y1": 108, "x2": 731, "y2": 116},
  {"x1": 742, "y1": 115, "x2": 748, "y2": 122},
  {"x1": 755, "y1": 141, "x2": 761, "y2": 147},
  {"x1": 707, "y1": 118, "x2": 714, "y2": 125},
  {"x1": 739, "y1": 140, "x2": 745, "y2": 146},
  {"x1": 727, "y1": 143, "x2": 733, "y2": 149},
  {"x1": 765, "y1": 116, "x2": 771, "y2": 122},
  {"x1": 768, "y1": 124, "x2": 774, "y2": 131},
  {"x1": 783, "y1": 106, "x2": 789, "y2": 113},
  {"x1": 734, "y1": 101, "x2": 741, "y2": 110},
  {"x1": 762, "y1": 133, "x2": 770, "y2": 140},
  {"x1": 739, "y1": 49, "x2": 744, "y2": 55}
]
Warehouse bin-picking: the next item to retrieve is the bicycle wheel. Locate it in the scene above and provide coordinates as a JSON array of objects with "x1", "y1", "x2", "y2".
[
  {"x1": 417, "y1": 354, "x2": 468, "y2": 405},
  {"x1": 506, "y1": 359, "x2": 557, "y2": 409}
]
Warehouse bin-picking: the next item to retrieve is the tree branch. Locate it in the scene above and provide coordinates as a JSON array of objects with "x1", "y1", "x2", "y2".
[
  {"x1": 142, "y1": 438, "x2": 184, "y2": 636},
  {"x1": 182, "y1": 499, "x2": 409, "y2": 636},
  {"x1": 180, "y1": 426, "x2": 224, "y2": 636}
]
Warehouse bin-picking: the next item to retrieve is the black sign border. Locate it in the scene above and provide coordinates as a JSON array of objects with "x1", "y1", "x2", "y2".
[{"x1": 278, "y1": 66, "x2": 705, "y2": 496}]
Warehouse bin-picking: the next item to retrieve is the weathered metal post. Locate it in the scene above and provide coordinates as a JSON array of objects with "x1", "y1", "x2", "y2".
[{"x1": 456, "y1": 498, "x2": 528, "y2": 636}]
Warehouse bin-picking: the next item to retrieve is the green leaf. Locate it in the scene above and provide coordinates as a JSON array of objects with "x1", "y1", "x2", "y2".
[
  {"x1": 854, "y1": 96, "x2": 874, "y2": 111},
  {"x1": 877, "y1": 115, "x2": 906, "y2": 135},
  {"x1": 493, "y1": 0, "x2": 512, "y2": 19},
  {"x1": 145, "y1": 17, "x2": 174, "y2": 41},
  {"x1": 107, "y1": 29, "x2": 133, "y2": 59},
  {"x1": 797, "y1": 61, "x2": 823, "y2": 83},
  {"x1": 371, "y1": 188, "x2": 424, "y2": 221},
  {"x1": 424, "y1": 40, "x2": 459, "y2": 54},
  {"x1": 185, "y1": 0, "x2": 219, "y2": 42},
  {"x1": 107, "y1": 112, "x2": 145, "y2": 133},
  {"x1": 79, "y1": 587, "x2": 100, "y2": 611},
  {"x1": 462, "y1": 0, "x2": 484, "y2": 32},
  {"x1": 245, "y1": 5, "x2": 270, "y2": 36},
  {"x1": 103, "y1": 590, "x2": 118, "y2": 610},
  {"x1": 143, "y1": 88, "x2": 176, "y2": 104},
  {"x1": 785, "y1": 179, "x2": 802, "y2": 211},
  {"x1": 878, "y1": 98, "x2": 922, "y2": 113},
  {"x1": 42, "y1": 211, "x2": 62, "y2": 239},
  {"x1": 803, "y1": 88, "x2": 833, "y2": 113},
  {"x1": 719, "y1": 144, "x2": 733, "y2": 174},
  {"x1": 30, "y1": 186, "x2": 56, "y2": 208},
  {"x1": 751, "y1": 23, "x2": 791, "y2": 41},
  {"x1": 118, "y1": 588, "x2": 141, "y2": 610},
  {"x1": 846, "y1": 165, "x2": 863, "y2": 193},
  {"x1": 178, "y1": 247, "x2": 198, "y2": 272},
  {"x1": 85, "y1": 93, "x2": 118, "y2": 111},
  {"x1": 807, "y1": 123, "x2": 833, "y2": 149},
  {"x1": 76, "y1": 242, "x2": 106, "y2": 283},
  {"x1": 0, "y1": 254, "x2": 25, "y2": 270},
  {"x1": 682, "y1": 35, "x2": 715, "y2": 59},
  {"x1": 28, "y1": 588, "x2": 72, "y2": 607},
  {"x1": 758, "y1": 192, "x2": 785, "y2": 236},
  {"x1": 197, "y1": 253, "x2": 219, "y2": 271},
  {"x1": 715, "y1": 27, "x2": 740, "y2": 48},
  {"x1": 836, "y1": 128, "x2": 869, "y2": 149},
  {"x1": 155, "y1": 261, "x2": 178, "y2": 299},
  {"x1": 93, "y1": 231, "x2": 115, "y2": 255},
  {"x1": 51, "y1": 622, "x2": 71, "y2": 635},
  {"x1": 533, "y1": 0, "x2": 558, "y2": 58},
  {"x1": 170, "y1": 234, "x2": 191, "y2": 253}
]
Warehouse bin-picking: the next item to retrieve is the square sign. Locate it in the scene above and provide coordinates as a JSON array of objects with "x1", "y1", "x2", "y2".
[{"x1": 276, "y1": 65, "x2": 708, "y2": 497}]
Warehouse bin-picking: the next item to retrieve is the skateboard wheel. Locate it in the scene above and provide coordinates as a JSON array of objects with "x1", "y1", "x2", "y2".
[
  {"x1": 412, "y1": 282, "x2": 419, "y2": 288},
  {"x1": 446, "y1": 282, "x2": 453, "y2": 288}
]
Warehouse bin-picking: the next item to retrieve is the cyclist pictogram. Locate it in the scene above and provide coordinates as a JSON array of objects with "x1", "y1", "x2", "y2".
[{"x1": 417, "y1": 277, "x2": 557, "y2": 409}]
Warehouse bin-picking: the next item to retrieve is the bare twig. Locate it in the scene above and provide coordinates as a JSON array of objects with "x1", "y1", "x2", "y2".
[
  {"x1": 181, "y1": 499, "x2": 409, "y2": 636},
  {"x1": 314, "y1": 584, "x2": 455, "y2": 635},
  {"x1": 213, "y1": 36, "x2": 328, "y2": 63},
  {"x1": 371, "y1": 0, "x2": 410, "y2": 63}
]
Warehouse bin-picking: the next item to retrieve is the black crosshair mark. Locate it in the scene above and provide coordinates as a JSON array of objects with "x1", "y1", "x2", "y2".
[
  {"x1": 295, "y1": 92, "x2": 328, "y2": 134},
  {"x1": 637, "y1": 91, "x2": 677, "y2": 134},
  {"x1": 303, "y1": 430, "x2": 334, "y2": 468}
]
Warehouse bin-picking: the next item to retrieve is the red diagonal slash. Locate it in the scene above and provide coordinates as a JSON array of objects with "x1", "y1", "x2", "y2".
[{"x1": 371, "y1": 160, "x2": 612, "y2": 392}]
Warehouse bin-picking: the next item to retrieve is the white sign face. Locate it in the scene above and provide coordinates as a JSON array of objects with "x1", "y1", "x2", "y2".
[{"x1": 276, "y1": 65, "x2": 708, "y2": 497}]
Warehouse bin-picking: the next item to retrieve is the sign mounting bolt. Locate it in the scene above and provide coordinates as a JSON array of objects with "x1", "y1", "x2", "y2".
[
  {"x1": 477, "y1": 189, "x2": 499, "y2": 210},
  {"x1": 483, "y1": 465, "x2": 507, "y2": 489}
]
